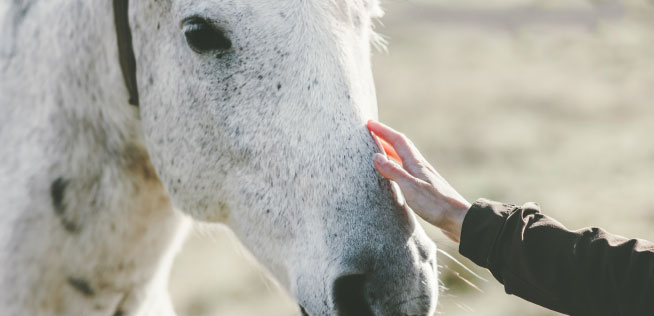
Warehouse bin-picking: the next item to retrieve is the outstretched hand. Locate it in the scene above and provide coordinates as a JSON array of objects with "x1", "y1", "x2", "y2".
[{"x1": 367, "y1": 120, "x2": 471, "y2": 242}]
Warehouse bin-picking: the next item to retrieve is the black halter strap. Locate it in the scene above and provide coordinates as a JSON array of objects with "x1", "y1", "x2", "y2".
[{"x1": 113, "y1": 0, "x2": 139, "y2": 106}]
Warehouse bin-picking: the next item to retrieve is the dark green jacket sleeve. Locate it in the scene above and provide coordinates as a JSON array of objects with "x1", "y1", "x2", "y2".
[{"x1": 458, "y1": 198, "x2": 654, "y2": 316}]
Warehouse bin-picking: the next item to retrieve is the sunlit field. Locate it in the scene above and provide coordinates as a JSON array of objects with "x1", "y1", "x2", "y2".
[{"x1": 170, "y1": 1, "x2": 654, "y2": 315}]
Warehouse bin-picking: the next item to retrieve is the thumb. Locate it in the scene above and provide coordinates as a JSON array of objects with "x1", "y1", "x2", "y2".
[{"x1": 373, "y1": 153, "x2": 416, "y2": 188}]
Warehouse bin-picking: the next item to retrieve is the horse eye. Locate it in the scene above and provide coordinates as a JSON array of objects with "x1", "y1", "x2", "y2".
[{"x1": 182, "y1": 17, "x2": 232, "y2": 54}]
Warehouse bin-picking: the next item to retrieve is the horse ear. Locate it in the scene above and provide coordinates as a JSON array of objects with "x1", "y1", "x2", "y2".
[{"x1": 113, "y1": 0, "x2": 140, "y2": 106}]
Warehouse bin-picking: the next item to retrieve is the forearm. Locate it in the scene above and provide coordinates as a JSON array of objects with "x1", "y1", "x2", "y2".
[{"x1": 459, "y1": 199, "x2": 654, "y2": 316}]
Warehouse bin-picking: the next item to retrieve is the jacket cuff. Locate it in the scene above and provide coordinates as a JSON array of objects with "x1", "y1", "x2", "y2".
[{"x1": 458, "y1": 198, "x2": 514, "y2": 269}]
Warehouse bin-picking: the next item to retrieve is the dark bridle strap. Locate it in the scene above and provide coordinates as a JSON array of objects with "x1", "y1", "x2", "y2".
[{"x1": 113, "y1": 0, "x2": 139, "y2": 106}]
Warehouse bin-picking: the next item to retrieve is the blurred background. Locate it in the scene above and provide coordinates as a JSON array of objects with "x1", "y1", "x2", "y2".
[{"x1": 169, "y1": 0, "x2": 654, "y2": 315}]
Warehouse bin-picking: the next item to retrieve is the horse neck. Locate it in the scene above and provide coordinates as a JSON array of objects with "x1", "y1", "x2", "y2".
[
  {"x1": 2, "y1": 0, "x2": 159, "y2": 221},
  {"x1": 2, "y1": 0, "x2": 139, "y2": 143},
  {"x1": 1, "y1": 2, "x2": 189, "y2": 314},
  {"x1": 3, "y1": 0, "x2": 157, "y2": 200}
]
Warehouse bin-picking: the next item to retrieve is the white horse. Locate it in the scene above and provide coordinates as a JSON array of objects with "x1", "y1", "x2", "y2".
[{"x1": 0, "y1": 0, "x2": 438, "y2": 315}]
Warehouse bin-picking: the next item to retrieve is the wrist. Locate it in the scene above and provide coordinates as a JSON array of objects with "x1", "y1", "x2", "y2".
[{"x1": 441, "y1": 199, "x2": 470, "y2": 243}]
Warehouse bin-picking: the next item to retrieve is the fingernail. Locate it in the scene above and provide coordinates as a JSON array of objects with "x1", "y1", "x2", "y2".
[
  {"x1": 366, "y1": 120, "x2": 375, "y2": 131},
  {"x1": 373, "y1": 153, "x2": 386, "y2": 164}
]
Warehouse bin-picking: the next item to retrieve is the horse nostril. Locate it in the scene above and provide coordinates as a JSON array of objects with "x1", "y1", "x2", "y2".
[{"x1": 332, "y1": 274, "x2": 375, "y2": 316}]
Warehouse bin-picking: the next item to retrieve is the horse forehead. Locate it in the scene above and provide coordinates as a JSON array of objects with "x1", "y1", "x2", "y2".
[
  {"x1": 173, "y1": 0, "x2": 377, "y2": 10},
  {"x1": 171, "y1": 0, "x2": 381, "y2": 27}
]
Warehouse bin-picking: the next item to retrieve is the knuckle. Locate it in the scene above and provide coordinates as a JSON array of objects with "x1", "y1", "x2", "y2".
[
  {"x1": 379, "y1": 161, "x2": 392, "y2": 172},
  {"x1": 388, "y1": 133, "x2": 402, "y2": 143},
  {"x1": 389, "y1": 162, "x2": 403, "y2": 174},
  {"x1": 414, "y1": 160, "x2": 429, "y2": 171},
  {"x1": 383, "y1": 160, "x2": 399, "y2": 173},
  {"x1": 404, "y1": 136, "x2": 415, "y2": 146},
  {"x1": 406, "y1": 165, "x2": 423, "y2": 176},
  {"x1": 396, "y1": 137, "x2": 411, "y2": 150}
]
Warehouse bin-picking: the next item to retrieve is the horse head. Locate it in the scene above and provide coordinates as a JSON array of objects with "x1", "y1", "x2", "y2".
[{"x1": 130, "y1": 0, "x2": 438, "y2": 314}]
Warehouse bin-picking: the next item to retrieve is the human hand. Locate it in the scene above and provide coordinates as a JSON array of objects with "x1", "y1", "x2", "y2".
[{"x1": 367, "y1": 120, "x2": 471, "y2": 243}]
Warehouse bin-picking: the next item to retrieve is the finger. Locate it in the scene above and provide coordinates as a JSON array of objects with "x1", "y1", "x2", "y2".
[
  {"x1": 369, "y1": 130, "x2": 387, "y2": 156},
  {"x1": 369, "y1": 130, "x2": 402, "y2": 163},
  {"x1": 373, "y1": 153, "x2": 415, "y2": 188},
  {"x1": 367, "y1": 120, "x2": 422, "y2": 164},
  {"x1": 379, "y1": 137, "x2": 401, "y2": 163}
]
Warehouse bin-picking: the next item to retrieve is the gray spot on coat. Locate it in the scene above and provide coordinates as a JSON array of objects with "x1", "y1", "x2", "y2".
[
  {"x1": 50, "y1": 178, "x2": 80, "y2": 233},
  {"x1": 50, "y1": 177, "x2": 67, "y2": 215},
  {"x1": 67, "y1": 277, "x2": 95, "y2": 297}
]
